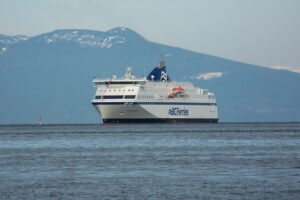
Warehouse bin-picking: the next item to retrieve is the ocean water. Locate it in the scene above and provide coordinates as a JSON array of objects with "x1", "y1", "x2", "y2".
[{"x1": 0, "y1": 123, "x2": 300, "y2": 200}]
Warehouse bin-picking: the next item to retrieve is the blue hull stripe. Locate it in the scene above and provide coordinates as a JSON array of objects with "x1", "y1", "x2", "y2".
[
  {"x1": 103, "y1": 118, "x2": 218, "y2": 124},
  {"x1": 92, "y1": 102, "x2": 216, "y2": 106}
]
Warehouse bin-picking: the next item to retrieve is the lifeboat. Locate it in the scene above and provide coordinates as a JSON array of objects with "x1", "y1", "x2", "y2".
[
  {"x1": 168, "y1": 93, "x2": 175, "y2": 98},
  {"x1": 172, "y1": 87, "x2": 184, "y2": 92}
]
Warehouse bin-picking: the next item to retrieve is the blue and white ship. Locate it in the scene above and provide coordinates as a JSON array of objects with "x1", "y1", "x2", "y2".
[{"x1": 91, "y1": 62, "x2": 218, "y2": 123}]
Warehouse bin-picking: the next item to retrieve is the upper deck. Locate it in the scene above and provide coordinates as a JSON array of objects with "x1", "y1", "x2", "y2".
[
  {"x1": 93, "y1": 78, "x2": 147, "y2": 87},
  {"x1": 91, "y1": 64, "x2": 217, "y2": 104}
]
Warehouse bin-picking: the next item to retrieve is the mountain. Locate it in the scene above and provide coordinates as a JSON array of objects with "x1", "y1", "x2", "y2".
[{"x1": 0, "y1": 27, "x2": 300, "y2": 124}]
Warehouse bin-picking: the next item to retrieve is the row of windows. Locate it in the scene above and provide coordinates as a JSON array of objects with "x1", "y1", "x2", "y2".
[
  {"x1": 124, "y1": 95, "x2": 136, "y2": 99},
  {"x1": 95, "y1": 95, "x2": 136, "y2": 100},
  {"x1": 104, "y1": 89, "x2": 135, "y2": 92},
  {"x1": 96, "y1": 81, "x2": 145, "y2": 85},
  {"x1": 138, "y1": 95, "x2": 154, "y2": 99}
]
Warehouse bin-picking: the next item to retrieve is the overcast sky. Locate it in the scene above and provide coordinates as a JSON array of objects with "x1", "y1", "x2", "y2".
[{"x1": 1, "y1": 0, "x2": 299, "y2": 69}]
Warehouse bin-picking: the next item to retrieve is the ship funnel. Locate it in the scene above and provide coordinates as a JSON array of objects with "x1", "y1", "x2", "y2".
[{"x1": 147, "y1": 61, "x2": 171, "y2": 82}]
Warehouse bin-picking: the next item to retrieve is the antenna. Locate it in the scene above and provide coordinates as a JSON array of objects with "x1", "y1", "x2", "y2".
[
  {"x1": 144, "y1": 37, "x2": 165, "y2": 65},
  {"x1": 158, "y1": 61, "x2": 165, "y2": 68}
]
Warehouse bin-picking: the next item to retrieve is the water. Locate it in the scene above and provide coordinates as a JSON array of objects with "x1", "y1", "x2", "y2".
[{"x1": 0, "y1": 123, "x2": 300, "y2": 200}]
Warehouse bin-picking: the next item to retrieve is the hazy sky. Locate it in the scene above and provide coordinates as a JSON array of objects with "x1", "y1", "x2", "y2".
[{"x1": 1, "y1": 0, "x2": 299, "y2": 68}]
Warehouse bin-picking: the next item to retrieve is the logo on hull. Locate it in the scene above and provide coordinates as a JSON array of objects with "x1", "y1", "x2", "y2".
[{"x1": 168, "y1": 107, "x2": 189, "y2": 116}]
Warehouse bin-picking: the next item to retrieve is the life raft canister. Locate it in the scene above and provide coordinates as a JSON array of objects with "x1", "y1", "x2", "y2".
[{"x1": 172, "y1": 87, "x2": 184, "y2": 92}]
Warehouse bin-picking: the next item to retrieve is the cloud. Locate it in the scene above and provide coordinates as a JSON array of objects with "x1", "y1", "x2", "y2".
[
  {"x1": 196, "y1": 72, "x2": 223, "y2": 80},
  {"x1": 269, "y1": 65, "x2": 300, "y2": 74}
]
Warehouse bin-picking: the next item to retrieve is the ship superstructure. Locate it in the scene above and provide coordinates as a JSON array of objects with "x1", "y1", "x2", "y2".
[{"x1": 91, "y1": 62, "x2": 218, "y2": 123}]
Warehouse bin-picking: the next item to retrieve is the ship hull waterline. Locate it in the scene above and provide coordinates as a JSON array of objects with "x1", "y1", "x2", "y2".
[{"x1": 102, "y1": 118, "x2": 218, "y2": 124}]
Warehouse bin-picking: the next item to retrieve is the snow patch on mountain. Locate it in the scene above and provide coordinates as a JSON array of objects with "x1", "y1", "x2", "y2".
[
  {"x1": 46, "y1": 39, "x2": 53, "y2": 44},
  {"x1": 269, "y1": 65, "x2": 300, "y2": 74},
  {"x1": 103, "y1": 36, "x2": 125, "y2": 47},
  {"x1": 108, "y1": 27, "x2": 128, "y2": 34},
  {"x1": 0, "y1": 35, "x2": 29, "y2": 45},
  {"x1": 41, "y1": 31, "x2": 127, "y2": 48},
  {"x1": 1, "y1": 47, "x2": 7, "y2": 54},
  {"x1": 196, "y1": 72, "x2": 223, "y2": 80}
]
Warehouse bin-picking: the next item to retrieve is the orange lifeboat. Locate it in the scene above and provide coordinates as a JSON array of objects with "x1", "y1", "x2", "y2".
[{"x1": 172, "y1": 87, "x2": 184, "y2": 92}]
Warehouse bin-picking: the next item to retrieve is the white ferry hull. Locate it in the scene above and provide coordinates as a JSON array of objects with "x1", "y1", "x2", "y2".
[{"x1": 92, "y1": 102, "x2": 218, "y2": 124}]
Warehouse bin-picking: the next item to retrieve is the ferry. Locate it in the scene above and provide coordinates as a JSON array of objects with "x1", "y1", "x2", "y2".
[{"x1": 91, "y1": 62, "x2": 218, "y2": 123}]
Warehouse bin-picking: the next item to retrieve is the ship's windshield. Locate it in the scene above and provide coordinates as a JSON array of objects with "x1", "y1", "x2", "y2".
[
  {"x1": 94, "y1": 95, "x2": 136, "y2": 99},
  {"x1": 95, "y1": 81, "x2": 145, "y2": 86}
]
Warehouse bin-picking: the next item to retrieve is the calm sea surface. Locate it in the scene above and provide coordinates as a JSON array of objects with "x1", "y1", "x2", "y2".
[{"x1": 0, "y1": 123, "x2": 300, "y2": 200}]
